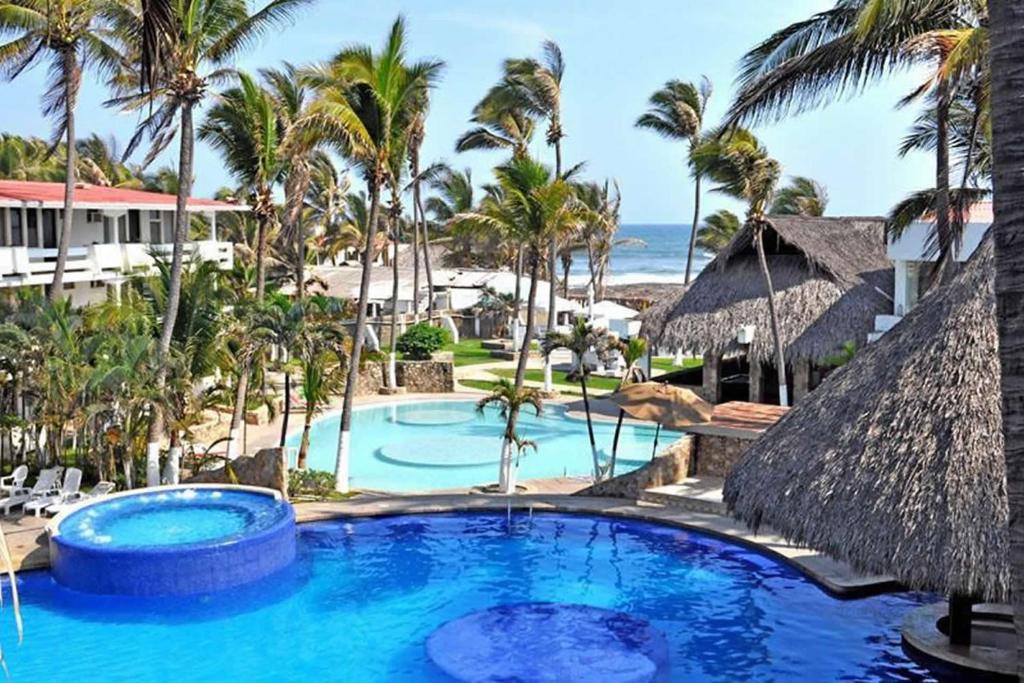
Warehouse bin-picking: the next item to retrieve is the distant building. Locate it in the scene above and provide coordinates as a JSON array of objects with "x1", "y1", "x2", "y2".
[
  {"x1": 870, "y1": 200, "x2": 991, "y2": 340},
  {"x1": 0, "y1": 180, "x2": 247, "y2": 306}
]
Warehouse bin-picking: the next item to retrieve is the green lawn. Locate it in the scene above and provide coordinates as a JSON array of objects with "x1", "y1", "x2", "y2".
[
  {"x1": 651, "y1": 356, "x2": 703, "y2": 373},
  {"x1": 490, "y1": 367, "x2": 622, "y2": 392},
  {"x1": 445, "y1": 339, "x2": 495, "y2": 367}
]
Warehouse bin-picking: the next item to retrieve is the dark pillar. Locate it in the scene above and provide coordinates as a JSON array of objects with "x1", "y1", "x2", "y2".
[{"x1": 947, "y1": 594, "x2": 974, "y2": 646}]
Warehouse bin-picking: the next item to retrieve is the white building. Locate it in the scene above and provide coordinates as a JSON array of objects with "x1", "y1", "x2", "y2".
[
  {"x1": 0, "y1": 180, "x2": 246, "y2": 306},
  {"x1": 871, "y1": 201, "x2": 990, "y2": 340}
]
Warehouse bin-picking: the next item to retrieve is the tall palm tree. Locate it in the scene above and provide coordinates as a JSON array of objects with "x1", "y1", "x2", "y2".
[
  {"x1": 695, "y1": 209, "x2": 741, "y2": 254},
  {"x1": 476, "y1": 378, "x2": 541, "y2": 494},
  {"x1": 455, "y1": 101, "x2": 535, "y2": 158},
  {"x1": 454, "y1": 156, "x2": 583, "y2": 389},
  {"x1": 692, "y1": 128, "x2": 788, "y2": 405},
  {"x1": 988, "y1": 0, "x2": 1024, "y2": 670},
  {"x1": 542, "y1": 316, "x2": 616, "y2": 480},
  {"x1": 635, "y1": 77, "x2": 712, "y2": 284},
  {"x1": 727, "y1": 0, "x2": 987, "y2": 286},
  {"x1": 0, "y1": 0, "x2": 119, "y2": 301},
  {"x1": 301, "y1": 17, "x2": 442, "y2": 493},
  {"x1": 574, "y1": 180, "x2": 637, "y2": 300},
  {"x1": 199, "y1": 71, "x2": 281, "y2": 300},
  {"x1": 110, "y1": 0, "x2": 311, "y2": 486},
  {"x1": 608, "y1": 336, "x2": 648, "y2": 479},
  {"x1": 771, "y1": 176, "x2": 829, "y2": 216}
]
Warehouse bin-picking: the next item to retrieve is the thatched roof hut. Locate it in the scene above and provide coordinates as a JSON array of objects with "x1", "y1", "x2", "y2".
[
  {"x1": 723, "y1": 235, "x2": 1006, "y2": 601},
  {"x1": 641, "y1": 216, "x2": 893, "y2": 363}
]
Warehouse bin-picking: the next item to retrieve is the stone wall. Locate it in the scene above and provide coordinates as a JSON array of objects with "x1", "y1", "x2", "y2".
[
  {"x1": 397, "y1": 360, "x2": 455, "y2": 393},
  {"x1": 699, "y1": 353, "x2": 721, "y2": 403},
  {"x1": 355, "y1": 362, "x2": 386, "y2": 396},
  {"x1": 186, "y1": 447, "x2": 289, "y2": 499},
  {"x1": 692, "y1": 434, "x2": 755, "y2": 477},
  {"x1": 575, "y1": 436, "x2": 695, "y2": 499}
]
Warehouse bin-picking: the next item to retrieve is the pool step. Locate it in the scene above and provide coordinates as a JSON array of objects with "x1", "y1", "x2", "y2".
[{"x1": 640, "y1": 477, "x2": 728, "y2": 516}]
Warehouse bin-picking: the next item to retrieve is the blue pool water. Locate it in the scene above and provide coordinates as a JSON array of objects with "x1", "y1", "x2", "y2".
[
  {"x1": 57, "y1": 489, "x2": 291, "y2": 549},
  {"x1": 10, "y1": 513, "x2": 940, "y2": 681},
  {"x1": 289, "y1": 400, "x2": 679, "y2": 491}
]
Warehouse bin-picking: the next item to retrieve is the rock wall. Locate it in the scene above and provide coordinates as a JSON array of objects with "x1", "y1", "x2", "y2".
[
  {"x1": 575, "y1": 436, "x2": 695, "y2": 499},
  {"x1": 397, "y1": 360, "x2": 455, "y2": 393},
  {"x1": 692, "y1": 434, "x2": 754, "y2": 477},
  {"x1": 186, "y1": 447, "x2": 289, "y2": 499},
  {"x1": 355, "y1": 362, "x2": 386, "y2": 396}
]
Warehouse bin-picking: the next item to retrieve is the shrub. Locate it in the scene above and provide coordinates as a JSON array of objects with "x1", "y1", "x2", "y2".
[
  {"x1": 287, "y1": 469, "x2": 336, "y2": 498},
  {"x1": 396, "y1": 323, "x2": 451, "y2": 360}
]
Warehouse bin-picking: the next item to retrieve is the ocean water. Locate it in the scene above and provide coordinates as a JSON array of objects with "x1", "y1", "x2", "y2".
[
  {"x1": 567, "y1": 223, "x2": 711, "y2": 287},
  {"x1": 3, "y1": 513, "x2": 942, "y2": 682}
]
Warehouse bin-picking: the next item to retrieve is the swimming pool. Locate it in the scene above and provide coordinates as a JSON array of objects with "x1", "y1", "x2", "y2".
[
  {"x1": 288, "y1": 400, "x2": 680, "y2": 491},
  {"x1": 6, "y1": 513, "x2": 940, "y2": 681}
]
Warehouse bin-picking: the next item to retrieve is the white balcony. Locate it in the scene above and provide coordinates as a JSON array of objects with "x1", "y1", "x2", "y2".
[{"x1": 0, "y1": 241, "x2": 233, "y2": 289}]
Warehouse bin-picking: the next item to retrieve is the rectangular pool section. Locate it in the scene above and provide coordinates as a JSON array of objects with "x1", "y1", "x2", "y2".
[{"x1": 289, "y1": 400, "x2": 679, "y2": 490}]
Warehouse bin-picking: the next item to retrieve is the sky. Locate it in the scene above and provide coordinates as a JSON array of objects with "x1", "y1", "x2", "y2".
[{"x1": 2, "y1": 0, "x2": 934, "y2": 224}]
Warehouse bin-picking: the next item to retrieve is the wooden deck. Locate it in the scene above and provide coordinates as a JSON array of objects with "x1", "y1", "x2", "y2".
[{"x1": 707, "y1": 401, "x2": 789, "y2": 434}]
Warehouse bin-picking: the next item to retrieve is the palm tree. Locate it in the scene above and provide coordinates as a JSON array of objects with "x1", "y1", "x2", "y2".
[
  {"x1": 542, "y1": 316, "x2": 616, "y2": 480},
  {"x1": 476, "y1": 378, "x2": 542, "y2": 494},
  {"x1": 771, "y1": 176, "x2": 829, "y2": 216},
  {"x1": 692, "y1": 128, "x2": 788, "y2": 405},
  {"x1": 300, "y1": 17, "x2": 442, "y2": 493},
  {"x1": 295, "y1": 333, "x2": 345, "y2": 470},
  {"x1": 695, "y1": 209, "x2": 741, "y2": 254},
  {"x1": 608, "y1": 336, "x2": 648, "y2": 479},
  {"x1": 456, "y1": 101, "x2": 535, "y2": 158},
  {"x1": 199, "y1": 71, "x2": 281, "y2": 300},
  {"x1": 988, "y1": 1, "x2": 1024, "y2": 671},
  {"x1": 636, "y1": 78, "x2": 712, "y2": 284},
  {"x1": 574, "y1": 180, "x2": 637, "y2": 300},
  {"x1": 110, "y1": 0, "x2": 311, "y2": 486},
  {"x1": 727, "y1": 0, "x2": 987, "y2": 286},
  {"x1": 455, "y1": 156, "x2": 583, "y2": 389},
  {"x1": 0, "y1": 0, "x2": 119, "y2": 301}
]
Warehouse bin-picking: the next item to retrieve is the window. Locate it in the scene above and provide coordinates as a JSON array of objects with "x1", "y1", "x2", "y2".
[
  {"x1": 41, "y1": 210, "x2": 57, "y2": 249},
  {"x1": 9, "y1": 210, "x2": 22, "y2": 247},
  {"x1": 90, "y1": 280, "x2": 105, "y2": 289},
  {"x1": 127, "y1": 210, "x2": 141, "y2": 243},
  {"x1": 149, "y1": 211, "x2": 163, "y2": 243},
  {"x1": 64, "y1": 282, "x2": 75, "y2": 291},
  {"x1": 26, "y1": 210, "x2": 38, "y2": 248}
]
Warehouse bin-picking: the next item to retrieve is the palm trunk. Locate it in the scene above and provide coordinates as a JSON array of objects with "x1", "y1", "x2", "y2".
[
  {"x1": 297, "y1": 408, "x2": 313, "y2": 470},
  {"x1": 609, "y1": 408, "x2": 625, "y2": 479},
  {"x1": 580, "y1": 377, "x2": 599, "y2": 479},
  {"x1": 933, "y1": 77, "x2": 954, "y2": 287},
  {"x1": 685, "y1": 174, "x2": 702, "y2": 285},
  {"x1": 279, "y1": 372, "x2": 291, "y2": 447},
  {"x1": 228, "y1": 366, "x2": 249, "y2": 458},
  {"x1": 512, "y1": 247, "x2": 523, "y2": 343},
  {"x1": 255, "y1": 209, "x2": 268, "y2": 301},
  {"x1": 334, "y1": 174, "x2": 382, "y2": 493},
  {"x1": 388, "y1": 202, "x2": 400, "y2": 388},
  {"x1": 514, "y1": 249, "x2": 541, "y2": 388},
  {"x1": 754, "y1": 222, "x2": 788, "y2": 407},
  {"x1": 418, "y1": 186, "x2": 435, "y2": 322},
  {"x1": 296, "y1": 213, "x2": 306, "y2": 300},
  {"x1": 561, "y1": 254, "x2": 571, "y2": 298},
  {"x1": 411, "y1": 181, "x2": 420, "y2": 322},
  {"x1": 988, "y1": 3, "x2": 1024, "y2": 675},
  {"x1": 49, "y1": 50, "x2": 78, "y2": 302},
  {"x1": 146, "y1": 99, "x2": 195, "y2": 485}
]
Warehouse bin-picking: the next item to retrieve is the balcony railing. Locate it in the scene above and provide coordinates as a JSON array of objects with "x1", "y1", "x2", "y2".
[{"x1": 0, "y1": 241, "x2": 233, "y2": 286}]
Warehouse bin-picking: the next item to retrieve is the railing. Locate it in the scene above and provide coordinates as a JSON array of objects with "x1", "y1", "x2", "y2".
[{"x1": 0, "y1": 241, "x2": 233, "y2": 285}]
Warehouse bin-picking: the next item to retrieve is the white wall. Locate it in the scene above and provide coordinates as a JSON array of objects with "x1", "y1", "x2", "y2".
[{"x1": 888, "y1": 221, "x2": 989, "y2": 262}]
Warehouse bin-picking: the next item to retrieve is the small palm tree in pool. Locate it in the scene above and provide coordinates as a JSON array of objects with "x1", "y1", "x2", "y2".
[
  {"x1": 476, "y1": 379, "x2": 543, "y2": 494},
  {"x1": 542, "y1": 317, "x2": 615, "y2": 480}
]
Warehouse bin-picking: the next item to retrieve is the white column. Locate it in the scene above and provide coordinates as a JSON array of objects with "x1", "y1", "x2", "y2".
[
  {"x1": 35, "y1": 206, "x2": 43, "y2": 247},
  {"x1": 209, "y1": 211, "x2": 217, "y2": 242},
  {"x1": 20, "y1": 206, "x2": 27, "y2": 246},
  {"x1": 893, "y1": 260, "x2": 908, "y2": 316}
]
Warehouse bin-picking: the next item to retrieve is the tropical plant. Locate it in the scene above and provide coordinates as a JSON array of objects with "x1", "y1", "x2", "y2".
[
  {"x1": 199, "y1": 71, "x2": 282, "y2": 299},
  {"x1": 636, "y1": 77, "x2": 712, "y2": 284},
  {"x1": 695, "y1": 209, "x2": 741, "y2": 255},
  {"x1": 109, "y1": 0, "x2": 311, "y2": 485},
  {"x1": 456, "y1": 99, "x2": 535, "y2": 158},
  {"x1": 0, "y1": 0, "x2": 120, "y2": 300},
  {"x1": 771, "y1": 176, "x2": 829, "y2": 216},
  {"x1": 607, "y1": 336, "x2": 649, "y2": 480},
  {"x1": 692, "y1": 128, "x2": 790, "y2": 406},
  {"x1": 573, "y1": 180, "x2": 637, "y2": 300},
  {"x1": 989, "y1": 0, "x2": 1024, "y2": 671},
  {"x1": 475, "y1": 378, "x2": 542, "y2": 494},
  {"x1": 396, "y1": 322, "x2": 450, "y2": 360},
  {"x1": 542, "y1": 316, "x2": 616, "y2": 479},
  {"x1": 300, "y1": 16, "x2": 442, "y2": 493},
  {"x1": 454, "y1": 155, "x2": 584, "y2": 390}
]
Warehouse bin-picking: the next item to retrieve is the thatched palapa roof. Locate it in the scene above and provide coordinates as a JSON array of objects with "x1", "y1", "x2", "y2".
[
  {"x1": 641, "y1": 216, "x2": 893, "y2": 363},
  {"x1": 723, "y1": 235, "x2": 1006, "y2": 601}
]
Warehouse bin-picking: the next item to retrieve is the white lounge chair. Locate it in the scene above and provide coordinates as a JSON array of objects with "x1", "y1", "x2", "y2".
[
  {"x1": 25, "y1": 468, "x2": 82, "y2": 517},
  {"x1": 0, "y1": 465, "x2": 28, "y2": 498},
  {"x1": 44, "y1": 480, "x2": 115, "y2": 516},
  {"x1": 0, "y1": 468, "x2": 60, "y2": 515}
]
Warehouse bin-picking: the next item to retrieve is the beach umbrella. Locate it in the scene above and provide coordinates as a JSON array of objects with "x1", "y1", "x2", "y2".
[{"x1": 604, "y1": 382, "x2": 712, "y2": 477}]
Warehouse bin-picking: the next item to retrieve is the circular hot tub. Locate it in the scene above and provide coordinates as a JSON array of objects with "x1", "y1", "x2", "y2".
[{"x1": 47, "y1": 485, "x2": 296, "y2": 596}]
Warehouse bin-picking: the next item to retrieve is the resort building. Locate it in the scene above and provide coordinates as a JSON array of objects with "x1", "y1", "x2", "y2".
[
  {"x1": 870, "y1": 200, "x2": 991, "y2": 340},
  {"x1": 0, "y1": 180, "x2": 246, "y2": 306},
  {"x1": 643, "y1": 216, "x2": 893, "y2": 404}
]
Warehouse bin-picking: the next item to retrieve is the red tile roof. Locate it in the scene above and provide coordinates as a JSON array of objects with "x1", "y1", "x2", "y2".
[
  {"x1": 0, "y1": 180, "x2": 245, "y2": 210},
  {"x1": 922, "y1": 200, "x2": 992, "y2": 225}
]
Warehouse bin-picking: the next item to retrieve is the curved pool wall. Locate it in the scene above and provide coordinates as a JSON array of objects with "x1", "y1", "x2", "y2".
[
  {"x1": 47, "y1": 485, "x2": 296, "y2": 596},
  {"x1": 289, "y1": 399, "x2": 680, "y2": 491}
]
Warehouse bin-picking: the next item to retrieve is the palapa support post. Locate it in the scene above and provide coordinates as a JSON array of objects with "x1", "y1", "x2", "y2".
[{"x1": 947, "y1": 594, "x2": 975, "y2": 646}]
